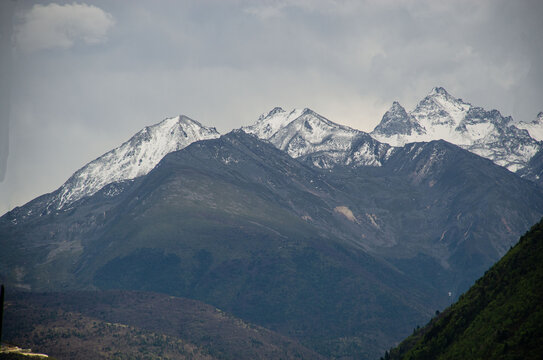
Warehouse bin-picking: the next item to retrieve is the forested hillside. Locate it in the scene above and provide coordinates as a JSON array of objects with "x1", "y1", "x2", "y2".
[{"x1": 386, "y1": 218, "x2": 543, "y2": 359}]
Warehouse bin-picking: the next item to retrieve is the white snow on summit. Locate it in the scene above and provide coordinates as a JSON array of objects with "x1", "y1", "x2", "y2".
[
  {"x1": 371, "y1": 87, "x2": 542, "y2": 172},
  {"x1": 54, "y1": 115, "x2": 219, "y2": 209},
  {"x1": 245, "y1": 107, "x2": 306, "y2": 140},
  {"x1": 517, "y1": 112, "x2": 543, "y2": 141},
  {"x1": 243, "y1": 107, "x2": 391, "y2": 168}
]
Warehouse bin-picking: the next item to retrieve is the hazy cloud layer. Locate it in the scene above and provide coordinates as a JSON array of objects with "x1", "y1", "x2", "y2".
[
  {"x1": 1, "y1": 0, "x2": 542, "y2": 214},
  {"x1": 15, "y1": 2, "x2": 114, "y2": 52}
]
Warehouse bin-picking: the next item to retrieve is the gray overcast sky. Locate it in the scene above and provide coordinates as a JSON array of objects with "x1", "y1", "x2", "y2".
[{"x1": 1, "y1": 0, "x2": 542, "y2": 215}]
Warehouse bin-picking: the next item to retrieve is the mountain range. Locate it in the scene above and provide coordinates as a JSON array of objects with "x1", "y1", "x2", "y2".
[
  {"x1": 371, "y1": 87, "x2": 542, "y2": 174},
  {"x1": 1, "y1": 87, "x2": 542, "y2": 359}
]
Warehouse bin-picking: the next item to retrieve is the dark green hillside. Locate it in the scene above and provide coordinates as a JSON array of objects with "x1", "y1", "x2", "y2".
[{"x1": 387, "y1": 218, "x2": 543, "y2": 360}]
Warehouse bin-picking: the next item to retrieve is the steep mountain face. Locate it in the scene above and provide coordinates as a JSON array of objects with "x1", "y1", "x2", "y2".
[
  {"x1": 377, "y1": 140, "x2": 543, "y2": 291},
  {"x1": 314, "y1": 139, "x2": 543, "y2": 294},
  {"x1": 48, "y1": 115, "x2": 219, "y2": 211},
  {"x1": 517, "y1": 111, "x2": 543, "y2": 141},
  {"x1": 371, "y1": 87, "x2": 542, "y2": 172},
  {"x1": 243, "y1": 107, "x2": 392, "y2": 168},
  {"x1": 372, "y1": 101, "x2": 424, "y2": 137},
  {"x1": 387, "y1": 218, "x2": 543, "y2": 360}
]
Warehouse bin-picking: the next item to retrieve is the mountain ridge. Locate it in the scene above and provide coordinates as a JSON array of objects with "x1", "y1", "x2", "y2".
[
  {"x1": 7, "y1": 86, "x2": 542, "y2": 222},
  {"x1": 243, "y1": 106, "x2": 392, "y2": 169}
]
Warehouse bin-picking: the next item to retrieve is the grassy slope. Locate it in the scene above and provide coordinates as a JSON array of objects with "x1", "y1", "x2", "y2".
[{"x1": 387, "y1": 218, "x2": 543, "y2": 360}]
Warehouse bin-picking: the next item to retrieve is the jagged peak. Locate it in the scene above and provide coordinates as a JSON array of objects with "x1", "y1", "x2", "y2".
[
  {"x1": 142, "y1": 115, "x2": 216, "y2": 134},
  {"x1": 386, "y1": 101, "x2": 408, "y2": 114},
  {"x1": 422, "y1": 87, "x2": 470, "y2": 108},
  {"x1": 429, "y1": 86, "x2": 450, "y2": 97},
  {"x1": 537, "y1": 111, "x2": 543, "y2": 122},
  {"x1": 371, "y1": 101, "x2": 424, "y2": 140},
  {"x1": 289, "y1": 108, "x2": 361, "y2": 134},
  {"x1": 301, "y1": 107, "x2": 317, "y2": 115},
  {"x1": 178, "y1": 114, "x2": 200, "y2": 125},
  {"x1": 258, "y1": 107, "x2": 286, "y2": 120}
]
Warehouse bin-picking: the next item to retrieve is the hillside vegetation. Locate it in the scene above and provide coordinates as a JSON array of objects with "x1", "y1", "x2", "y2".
[
  {"x1": 386, "y1": 218, "x2": 543, "y2": 360},
  {"x1": 3, "y1": 291, "x2": 322, "y2": 360}
]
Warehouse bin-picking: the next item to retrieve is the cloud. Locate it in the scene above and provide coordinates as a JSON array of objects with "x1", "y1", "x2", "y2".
[{"x1": 15, "y1": 2, "x2": 114, "y2": 52}]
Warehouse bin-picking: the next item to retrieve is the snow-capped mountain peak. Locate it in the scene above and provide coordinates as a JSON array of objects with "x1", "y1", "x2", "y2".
[
  {"x1": 247, "y1": 107, "x2": 305, "y2": 140},
  {"x1": 371, "y1": 87, "x2": 542, "y2": 172},
  {"x1": 244, "y1": 107, "x2": 391, "y2": 168},
  {"x1": 53, "y1": 115, "x2": 220, "y2": 209},
  {"x1": 412, "y1": 87, "x2": 472, "y2": 129},
  {"x1": 372, "y1": 101, "x2": 424, "y2": 138}
]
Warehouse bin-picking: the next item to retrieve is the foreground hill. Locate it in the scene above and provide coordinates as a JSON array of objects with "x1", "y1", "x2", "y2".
[
  {"x1": 386, "y1": 218, "x2": 543, "y2": 360},
  {"x1": 3, "y1": 290, "x2": 322, "y2": 360}
]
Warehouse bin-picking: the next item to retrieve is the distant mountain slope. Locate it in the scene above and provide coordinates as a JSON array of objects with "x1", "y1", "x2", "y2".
[
  {"x1": 371, "y1": 87, "x2": 541, "y2": 172},
  {"x1": 243, "y1": 107, "x2": 392, "y2": 168},
  {"x1": 312, "y1": 139, "x2": 543, "y2": 297},
  {"x1": 386, "y1": 218, "x2": 543, "y2": 360},
  {"x1": 4, "y1": 290, "x2": 322, "y2": 360}
]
